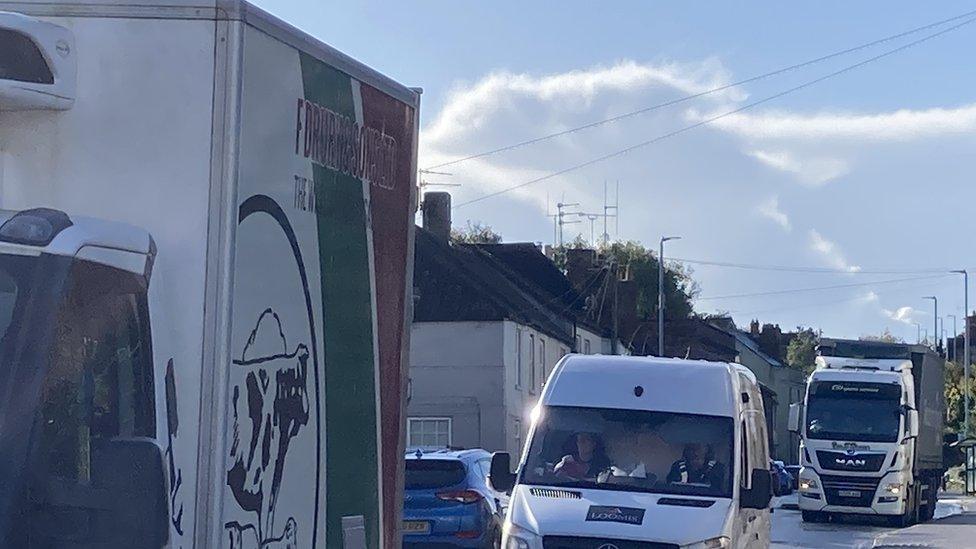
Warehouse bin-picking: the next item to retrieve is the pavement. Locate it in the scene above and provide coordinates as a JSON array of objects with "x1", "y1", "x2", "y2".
[
  {"x1": 871, "y1": 495, "x2": 976, "y2": 548},
  {"x1": 771, "y1": 492, "x2": 976, "y2": 549}
]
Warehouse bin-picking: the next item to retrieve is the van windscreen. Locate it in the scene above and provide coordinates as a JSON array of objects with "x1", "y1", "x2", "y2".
[
  {"x1": 520, "y1": 406, "x2": 735, "y2": 498},
  {"x1": 405, "y1": 460, "x2": 466, "y2": 489}
]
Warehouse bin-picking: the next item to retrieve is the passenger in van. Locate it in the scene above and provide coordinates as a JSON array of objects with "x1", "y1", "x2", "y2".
[
  {"x1": 666, "y1": 443, "x2": 725, "y2": 488},
  {"x1": 605, "y1": 428, "x2": 661, "y2": 481},
  {"x1": 553, "y1": 432, "x2": 610, "y2": 480}
]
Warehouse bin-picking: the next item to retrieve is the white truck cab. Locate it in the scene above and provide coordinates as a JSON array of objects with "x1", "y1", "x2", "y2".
[
  {"x1": 790, "y1": 340, "x2": 944, "y2": 527},
  {"x1": 489, "y1": 355, "x2": 773, "y2": 549}
]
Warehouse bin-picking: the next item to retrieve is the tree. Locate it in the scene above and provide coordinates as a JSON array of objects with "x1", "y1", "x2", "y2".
[
  {"x1": 786, "y1": 328, "x2": 818, "y2": 374},
  {"x1": 450, "y1": 221, "x2": 502, "y2": 244},
  {"x1": 860, "y1": 328, "x2": 904, "y2": 344},
  {"x1": 550, "y1": 239, "x2": 698, "y2": 321}
]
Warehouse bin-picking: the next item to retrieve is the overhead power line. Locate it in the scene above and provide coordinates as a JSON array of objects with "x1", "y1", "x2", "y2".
[
  {"x1": 696, "y1": 274, "x2": 952, "y2": 302},
  {"x1": 725, "y1": 277, "x2": 954, "y2": 317},
  {"x1": 426, "y1": 8, "x2": 976, "y2": 172},
  {"x1": 670, "y1": 257, "x2": 953, "y2": 275},
  {"x1": 453, "y1": 16, "x2": 976, "y2": 209}
]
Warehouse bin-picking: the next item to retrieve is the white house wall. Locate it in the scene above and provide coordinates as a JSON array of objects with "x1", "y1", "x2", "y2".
[
  {"x1": 408, "y1": 321, "x2": 507, "y2": 451},
  {"x1": 502, "y1": 321, "x2": 571, "y2": 458}
]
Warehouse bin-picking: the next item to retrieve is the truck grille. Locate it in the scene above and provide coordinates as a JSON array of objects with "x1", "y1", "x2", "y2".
[
  {"x1": 820, "y1": 474, "x2": 881, "y2": 507},
  {"x1": 816, "y1": 450, "x2": 886, "y2": 473},
  {"x1": 543, "y1": 537, "x2": 678, "y2": 549}
]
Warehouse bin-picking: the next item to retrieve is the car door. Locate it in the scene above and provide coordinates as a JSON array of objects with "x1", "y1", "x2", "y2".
[{"x1": 737, "y1": 376, "x2": 771, "y2": 549}]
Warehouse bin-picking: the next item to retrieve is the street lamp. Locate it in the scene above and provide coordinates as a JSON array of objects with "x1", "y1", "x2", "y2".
[
  {"x1": 915, "y1": 323, "x2": 922, "y2": 344},
  {"x1": 923, "y1": 296, "x2": 938, "y2": 351},
  {"x1": 952, "y1": 269, "x2": 970, "y2": 437},
  {"x1": 658, "y1": 236, "x2": 681, "y2": 356}
]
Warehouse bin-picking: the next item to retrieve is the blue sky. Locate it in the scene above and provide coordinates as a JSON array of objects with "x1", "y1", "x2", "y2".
[{"x1": 255, "y1": 0, "x2": 976, "y2": 342}]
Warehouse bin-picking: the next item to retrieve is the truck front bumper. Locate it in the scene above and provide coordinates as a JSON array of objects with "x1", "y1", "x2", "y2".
[{"x1": 797, "y1": 470, "x2": 908, "y2": 516}]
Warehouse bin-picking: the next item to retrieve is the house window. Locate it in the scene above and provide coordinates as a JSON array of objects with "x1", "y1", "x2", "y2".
[
  {"x1": 407, "y1": 417, "x2": 452, "y2": 449},
  {"x1": 539, "y1": 339, "x2": 547, "y2": 385},
  {"x1": 515, "y1": 328, "x2": 523, "y2": 390},
  {"x1": 583, "y1": 339, "x2": 591, "y2": 355},
  {"x1": 529, "y1": 334, "x2": 536, "y2": 394}
]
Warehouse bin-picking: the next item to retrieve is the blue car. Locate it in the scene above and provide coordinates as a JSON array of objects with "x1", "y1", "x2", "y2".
[{"x1": 403, "y1": 448, "x2": 506, "y2": 549}]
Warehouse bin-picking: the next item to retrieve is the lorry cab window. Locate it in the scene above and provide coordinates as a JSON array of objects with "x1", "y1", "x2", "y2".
[
  {"x1": 34, "y1": 260, "x2": 155, "y2": 483},
  {"x1": 805, "y1": 381, "x2": 901, "y2": 443}
]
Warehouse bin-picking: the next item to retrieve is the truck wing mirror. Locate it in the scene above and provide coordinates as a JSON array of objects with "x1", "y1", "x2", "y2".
[
  {"x1": 741, "y1": 468, "x2": 773, "y2": 510},
  {"x1": 905, "y1": 409, "x2": 919, "y2": 439},
  {"x1": 788, "y1": 403, "x2": 803, "y2": 433},
  {"x1": 489, "y1": 452, "x2": 516, "y2": 493},
  {"x1": 30, "y1": 438, "x2": 168, "y2": 547}
]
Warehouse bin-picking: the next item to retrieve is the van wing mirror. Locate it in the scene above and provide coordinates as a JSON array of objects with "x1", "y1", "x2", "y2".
[
  {"x1": 489, "y1": 452, "x2": 516, "y2": 493},
  {"x1": 788, "y1": 403, "x2": 803, "y2": 433},
  {"x1": 741, "y1": 468, "x2": 773, "y2": 510}
]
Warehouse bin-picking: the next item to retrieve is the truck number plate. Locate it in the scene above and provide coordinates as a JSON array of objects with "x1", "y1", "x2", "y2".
[{"x1": 838, "y1": 490, "x2": 861, "y2": 498}]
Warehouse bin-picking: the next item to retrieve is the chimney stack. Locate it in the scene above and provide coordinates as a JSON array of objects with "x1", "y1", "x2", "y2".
[{"x1": 422, "y1": 192, "x2": 452, "y2": 242}]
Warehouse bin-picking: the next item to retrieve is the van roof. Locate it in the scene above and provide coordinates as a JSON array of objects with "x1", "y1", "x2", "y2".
[{"x1": 544, "y1": 355, "x2": 742, "y2": 418}]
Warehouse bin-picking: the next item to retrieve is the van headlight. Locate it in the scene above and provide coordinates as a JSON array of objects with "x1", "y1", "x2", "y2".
[
  {"x1": 682, "y1": 536, "x2": 731, "y2": 549},
  {"x1": 504, "y1": 522, "x2": 539, "y2": 549}
]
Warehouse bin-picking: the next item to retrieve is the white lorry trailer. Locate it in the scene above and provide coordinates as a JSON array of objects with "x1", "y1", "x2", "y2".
[
  {"x1": 490, "y1": 355, "x2": 774, "y2": 549},
  {"x1": 791, "y1": 339, "x2": 945, "y2": 527},
  {"x1": 0, "y1": 2, "x2": 420, "y2": 548}
]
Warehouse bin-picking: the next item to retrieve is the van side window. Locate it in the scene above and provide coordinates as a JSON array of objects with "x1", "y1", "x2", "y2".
[{"x1": 34, "y1": 261, "x2": 155, "y2": 482}]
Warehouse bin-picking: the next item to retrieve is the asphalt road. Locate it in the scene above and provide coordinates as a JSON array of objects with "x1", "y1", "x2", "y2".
[{"x1": 770, "y1": 495, "x2": 971, "y2": 549}]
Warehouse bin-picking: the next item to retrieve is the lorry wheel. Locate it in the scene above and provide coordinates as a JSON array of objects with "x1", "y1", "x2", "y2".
[{"x1": 801, "y1": 510, "x2": 824, "y2": 523}]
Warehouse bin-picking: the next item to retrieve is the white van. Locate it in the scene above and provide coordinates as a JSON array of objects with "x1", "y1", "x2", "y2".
[{"x1": 489, "y1": 355, "x2": 773, "y2": 549}]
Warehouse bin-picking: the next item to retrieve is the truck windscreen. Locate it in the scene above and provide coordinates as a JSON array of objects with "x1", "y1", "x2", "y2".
[
  {"x1": 520, "y1": 406, "x2": 734, "y2": 498},
  {"x1": 806, "y1": 381, "x2": 901, "y2": 443}
]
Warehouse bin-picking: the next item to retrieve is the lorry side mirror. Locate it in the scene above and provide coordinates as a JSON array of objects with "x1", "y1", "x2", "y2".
[
  {"x1": 741, "y1": 468, "x2": 773, "y2": 510},
  {"x1": 906, "y1": 409, "x2": 919, "y2": 439},
  {"x1": 489, "y1": 452, "x2": 516, "y2": 493},
  {"x1": 30, "y1": 438, "x2": 168, "y2": 547},
  {"x1": 788, "y1": 403, "x2": 803, "y2": 433}
]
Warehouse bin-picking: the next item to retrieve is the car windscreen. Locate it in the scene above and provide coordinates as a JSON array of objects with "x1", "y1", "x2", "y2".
[
  {"x1": 520, "y1": 406, "x2": 734, "y2": 498},
  {"x1": 405, "y1": 459, "x2": 466, "y2": 489},
  {"x1": 806, "y1": 381, "x2": 901, "y2": 443}
]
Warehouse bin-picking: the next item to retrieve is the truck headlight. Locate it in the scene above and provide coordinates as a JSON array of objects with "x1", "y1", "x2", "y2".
[
  {"x1": 883, "y1": 482, "x2": 903, "y2": 495},
  {"x1": 504, "y1": 522, "x2": 539, "y2": 549},
  {"x1": 799, "y1": 478, "x2": 819, "y2": 491},
  {"x1": 682, "y1": 536, "x2": 731, "y2": 549}
]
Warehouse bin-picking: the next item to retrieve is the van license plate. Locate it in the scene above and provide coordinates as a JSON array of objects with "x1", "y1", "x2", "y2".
[
  {"x1": 838, "y1": 490, "x2": 861, "y2": 498},
  {"x1": 403, "y1": 521, "x2": 430, "y2": 535}
]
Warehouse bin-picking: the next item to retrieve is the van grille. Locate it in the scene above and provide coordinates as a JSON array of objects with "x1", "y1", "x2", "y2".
[
  {"x1": 543, "y1": 537, "x2": 678, "y2": 549},
  {"x1": 530, "y1": 488, "x2": 582, "y2": 499}
]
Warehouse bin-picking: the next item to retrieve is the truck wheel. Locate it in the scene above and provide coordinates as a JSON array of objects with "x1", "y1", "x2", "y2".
[{"x1": 801, "y1": 510, "x2": 823, "y2": 523}]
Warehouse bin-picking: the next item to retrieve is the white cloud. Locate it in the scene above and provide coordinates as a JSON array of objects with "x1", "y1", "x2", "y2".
[
  {"x1": 746, "y1": 149, "x2": 849, "y2": 187},
  {"x1": 756, "y1": 196, "x2": 790, "y2": 231},
  {"x1": 883, "y1": 306, "x2": 917, "y2": 325},
  {"x1": 423, "y1": 59, "x2": 743, "y2": 154},
  {"x1": 704, "y1": 104, "x2": 976, "y2": 142},
  {"x1": 808, "y1": 229, "x2": 861, "y2": 272},
  {"x1": 861, "y1": 290, "x2": 880, "y2": 303}
]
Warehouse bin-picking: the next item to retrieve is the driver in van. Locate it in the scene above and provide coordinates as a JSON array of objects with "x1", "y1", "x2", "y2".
[
  {"x1": 553, "y1": 432, "x2": 610, "y2": 480},
  {"x1": 666, "y1": 443, "x2": 725, "y2": 488}
]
